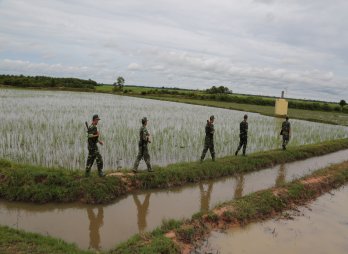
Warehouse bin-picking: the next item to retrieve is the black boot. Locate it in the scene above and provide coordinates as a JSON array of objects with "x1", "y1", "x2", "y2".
[{"x1": 98, "y1": 170, "x2": 105, "y2": 177}]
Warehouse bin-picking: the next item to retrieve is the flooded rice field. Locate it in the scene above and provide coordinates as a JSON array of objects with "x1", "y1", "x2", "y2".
[
  {"x1": 0, "y1": 149, "x2": 347, "y2": 250},
  {"x1": 195, "y1": 186, "x2": 348, "y2": 254},
  {"x1": 1, "y1": 89, "x2": 347, "y2": 169}
]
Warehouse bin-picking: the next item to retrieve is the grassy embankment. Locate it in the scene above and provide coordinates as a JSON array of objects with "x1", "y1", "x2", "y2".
[
  {"x1": 1, "y1": 138, "x2": 348, "y2": 204},
  {"x1": 0, "y1": 226, "x2": 92, "y2": 254},
  {"x1": 138, "y1": 95, "x2": 348, "y2": 126},
  {"x1": 1, "y1": 158, "x2": 348, "y2": 254},
  {"x1": 95, "y1": 85, "x2": 348, "y2": 126},
  {"x1": 112, "y1": 159, "x2": 348, "y2": 254}
]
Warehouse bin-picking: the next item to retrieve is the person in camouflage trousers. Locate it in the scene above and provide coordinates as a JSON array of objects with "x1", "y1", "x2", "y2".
[
  {"x1": 85, "y1": 114, "x2": 105, "y2": 177},
  {"x1": 133, "y1": 117, "x2": 153, "y2": 173},
  {"x1": 200, "y1": 115, "x2": 215, "y2": 162},
  {"x1": 235, "y1": 114, "x2": 248, "y2": 156},
  {"x1": 281, "y1": 116, "x2": 291, "y2": 150}
]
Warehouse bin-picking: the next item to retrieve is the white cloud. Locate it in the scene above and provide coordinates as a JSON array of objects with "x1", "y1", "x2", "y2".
[
  {"x1": 0, "y1": 0, "x2": 347, "y2": 100},
  {"x1": 127, "y1": 63, "x2": 142, "y2": 71}
]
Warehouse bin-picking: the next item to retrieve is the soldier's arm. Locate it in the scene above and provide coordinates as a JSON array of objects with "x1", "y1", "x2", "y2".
[
  {"x1": 141, "y1": 128, "x2": 148, "y2": 141},
  {"x1": 209, "y1": 124, "x2": 215, "y2": 134},
  {"x1": 87, "y1": 127, "x2": 99, "y2": 138},
  {"x1": 281, "y1": 122, "x2": 284, "y2": 130},
  {"x1": 145, "y1": 129, "x2": 151, "y2": 142},
  {"x1": 88, "y1": 133, "x2": 99, "y2": 138}
]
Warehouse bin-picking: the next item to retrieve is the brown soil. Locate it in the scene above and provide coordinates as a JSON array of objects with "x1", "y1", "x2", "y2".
[{"x1": 300, "y1": 176, "x2": 328, "y2": 185}]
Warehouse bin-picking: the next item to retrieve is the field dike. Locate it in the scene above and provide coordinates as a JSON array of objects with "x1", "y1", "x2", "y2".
[
  {"x1": 1, "y1": 156, "x2": 347, "y2": 254},
  {"x1": 1, "y1": 138, "x2": 348, "y2": 204},
  {"x1": 110, "y1": 160, "x2": 348, "y2": 254}
]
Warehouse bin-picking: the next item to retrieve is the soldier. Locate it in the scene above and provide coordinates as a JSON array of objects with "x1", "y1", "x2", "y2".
[
  {"x1": 200, "y1": 115, "x2": 215, "y2": 162},
  {"x1": 280, "y1": 116, "x2": 291, "y2": 150},
  {"x1": 85, "y1": 114, "x2": 105, "y2": 177},
  {"x1": 133, "y1": 117, "x2": 153, "y2": 173},
  {"x1": 235, "y1": 114, "x2": 248, "y2": 156}
]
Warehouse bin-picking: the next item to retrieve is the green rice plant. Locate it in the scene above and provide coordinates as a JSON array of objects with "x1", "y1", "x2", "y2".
[{"x1": 1, "y1": 89, "x2": 347, "y2": 170}]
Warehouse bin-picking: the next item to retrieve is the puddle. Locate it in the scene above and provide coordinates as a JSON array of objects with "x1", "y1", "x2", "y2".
[
  {"x1": 0, "y1": 149, "x2": 347, "y2": 250},
  {"x1": 195, "y1": 185, "x2": 348, "y2": 254}
]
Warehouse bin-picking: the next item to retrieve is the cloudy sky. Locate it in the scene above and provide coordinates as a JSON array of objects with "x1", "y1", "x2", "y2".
[{"x1": 0, "y1": 0, "x2": 347, "y2": 101}]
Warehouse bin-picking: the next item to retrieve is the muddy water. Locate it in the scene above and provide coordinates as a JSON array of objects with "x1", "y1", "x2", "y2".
[
  {"x1": 196, "y1": 185, "x2": 348, "y2": 254},
  {"x1": 0, "y1": 150, "x2": 348, "y2": 250}
]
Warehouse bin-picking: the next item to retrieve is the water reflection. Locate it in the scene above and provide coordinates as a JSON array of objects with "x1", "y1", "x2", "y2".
[
  {"x1": 196, "y1": 187, "x2": 348, "y2": 254},
  {"x1": 0, "y1": 149, "x2": 347, "y2": 250},
  {"x1": 275, "y1": 164, "x2": 286, "y2": 187},
  {"x1": 87, "y1": 207, "x2": 104, "y2": 250},
  {"x1": 199, "y1": 182, "x2": 214, "y2": 212},
  {"x1": 234, "y1": 174, "x2": 244, "y2": 199},
  {"x1": 132, "y1": 193, "x2": 151, "y2": 233}
]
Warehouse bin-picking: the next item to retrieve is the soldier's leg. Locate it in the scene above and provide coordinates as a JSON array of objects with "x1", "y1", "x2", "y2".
[
  {"x1": 242, "y1": 138, "x2": 248, "y2": 155},
  {"x1": 85, "y1": 148, "x2": 96, "y2": 176},
  {"x1": 282, "y1": 135, "x2": 289, "y2": 150},
  {"x1": 95, "y1": 150, "x2": 104, "y2": 177},
  {"x1": 235, "y1": 137, "x2": 243, "y2": 155},
  {"x1": 209, "y1": 142, "x2": 215, "y2": 161},
  {"x1": 200, "y1": 142, "x2": 209, "y2": 161},
  {"x1": 143, "y1": 146, "x2": 153, "y2": 172},
  {"x1": 133, "y1": 145, "x2": 144, "y2": 172},
  {"x1": 282, "y1": 135, "x2": 286, "y2": 150}
]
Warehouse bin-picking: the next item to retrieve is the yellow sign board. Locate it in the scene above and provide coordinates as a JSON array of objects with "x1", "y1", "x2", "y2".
[{"x1": 275, "y1": 98, "x2": 288, "y2": 116}]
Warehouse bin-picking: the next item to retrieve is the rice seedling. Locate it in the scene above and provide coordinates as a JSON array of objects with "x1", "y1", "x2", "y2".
[{"x1": 1, "y1": 89, "x2": 347, "y2": 170}]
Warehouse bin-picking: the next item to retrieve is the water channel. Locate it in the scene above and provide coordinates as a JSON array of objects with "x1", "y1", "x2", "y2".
[
  {"x1": 0, "y1": 150, "x2": 347, "y2": 251},
  {"x1": 195, "y1": 185, "x2": 348, "y2": 254}
]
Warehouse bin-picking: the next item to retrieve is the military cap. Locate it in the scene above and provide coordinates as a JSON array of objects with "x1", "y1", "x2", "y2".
[{"x1": 93, "y1": 114, "x2": 100, "y2": 120}]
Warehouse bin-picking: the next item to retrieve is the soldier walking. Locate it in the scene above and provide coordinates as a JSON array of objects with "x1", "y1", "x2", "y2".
[
  {"x1": 133, "y1": 117, "x2": 153, "y2": 173},
  {"x1": 235, "y1": 114, "x2": 248, "y2": 156},
  {"x1": 85, "y1": 114, "x2": 105, "y2": 177},
  {"x1": 200, "y1": 115, "x2": 215, "y2": 162},
  {"x1": 280, "y1": 116, "x2": 291, "y2": 150}
]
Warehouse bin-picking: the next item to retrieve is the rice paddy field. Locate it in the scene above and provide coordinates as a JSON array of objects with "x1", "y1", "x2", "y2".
[{"x1": 1, "y1": 89, "x2": 347, "y2": 170}]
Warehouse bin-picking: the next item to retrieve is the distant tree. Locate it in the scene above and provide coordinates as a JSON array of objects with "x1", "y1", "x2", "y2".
[
  {"x1": 206, "y1": 85, "x2": 232, "y2": 94},
  {"x1": 116, "y1": 76, "x2": 125, "y2": 89},
  {"x1": 112, "y1": 76, "x2": 125, "y2": 92},
  {"x1": 339, "y1": 99, "x2": 347, "y2": 110}
]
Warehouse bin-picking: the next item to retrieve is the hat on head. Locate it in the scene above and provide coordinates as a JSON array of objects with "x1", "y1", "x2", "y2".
[
  {"x1": 210, "y1": 115, "x2": 215, "y2": 120},
  {"x1": 93, "y1": 114, "x2": 100, "y2": 120},
  {"x1": 141, "y1": 117, "x2": 148, "y2": 124}
]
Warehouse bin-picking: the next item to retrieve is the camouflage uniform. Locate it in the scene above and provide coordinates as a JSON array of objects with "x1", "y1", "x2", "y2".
[
  {"x1": 235, "y1": 120, "x2": 248, "y2": 155},
  {"x1": 200, "y1": 121, "x2": 215, "y2": 161},
  {"x1": 85, "y1": 124, "x2": 104, "y2": 176},
  {"x1": 281, "y1": 120, "x2": 291, "y2": 150},
  {"x1": 133, "y1": 125, "x2": 152, "y2": 171}
]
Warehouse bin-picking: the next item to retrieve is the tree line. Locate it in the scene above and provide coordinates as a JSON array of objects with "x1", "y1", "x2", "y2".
[
  {"x1": 138, "y1": 85, "x2": 347, "y2": 113},
  {"x1": 0, "y1": 75, "x2": 97, "y2": 89}
]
